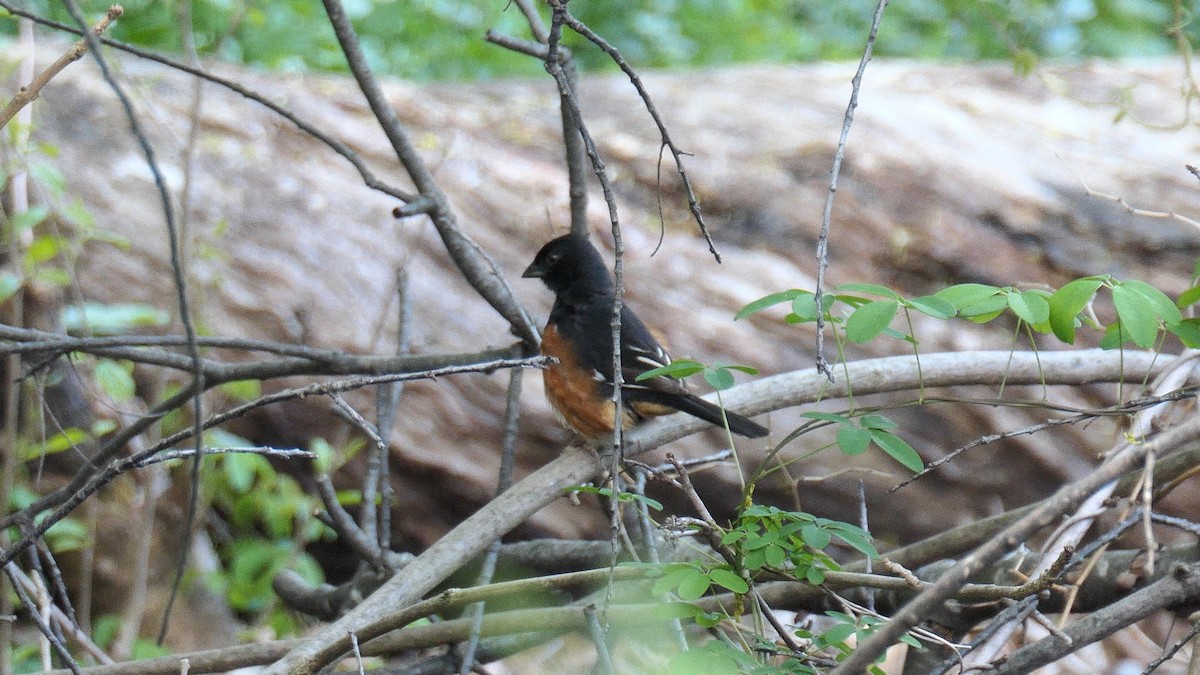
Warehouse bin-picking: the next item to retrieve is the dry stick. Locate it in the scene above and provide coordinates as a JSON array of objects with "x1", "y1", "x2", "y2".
[
  {"x1": 891, "y1": 384, "x2": 1200, "y2": 492},
  {"x1": 33, "y1": 542, "x2": 77, "y2": 638},
  {"x1": 831, "y1": 414, "x2": 1200, "y2": 674},
  {"x1": 261, "y1": 447, "x2": 605, "y2": 674},
  {"x1": 330, "y1": 395, "x2": 385, "y2": 545},
  {"x1": 0, "y1": 322, "x2": 522, "y2": 380},
  {"x1": 457, "y1": 367, "x2": 524, "y2": 674},
  {"x1": 991, "y1": 562, "x2": 1200, "y2": 674},
  {"x1": 314, "y1": 474, "x2": 387, "y2": 572},
  {"x1": 487, "y1": 18, "x2": 587, "y2": 235},
  {"x1": 0, "y1": 358, "x2": 543, "y2": 570},
  {"x1": 512, "y1": 0, "x2": 549, "y2": 43},
  {"x1": 1138, "y1": 613, "x2": 1200, "y2": 675},
  {"x1": 813, "y1": 0, "x2": 889, "y2": 380},
  {"x1": 54, "y1": 543, "x2": 1196, "y2": 675},
  {"x1": 585, "y1": 605, "x2": 616, "y2": 675},
  {"x1": 262, "y1": 348, "x2": 1160, "y2": 672},
  {"x1": 544, "y1": 1, "x2": 629, "y2": 632},
  {"x1": 58, "y1": 0, "x2": 207, "y2": 644},
  {"x1": 374, "y1": 269, "x2": 413, "y2": 550},
  {"x1": 5, "y1": 563, "x2": 80, "y2": 674},
  {"x1": 6, "y1": 563, "x2": 110, "y2": 665},
  {"x1": 559, "y1": 8, "x2": 720, "y2": 260},
  {"x1": 0, "y1": 5, "x2": 122, "y2": 129},
  {"x1": 2, "y1": 344, "x2": 522, "y2": 536},
  {"x1": 0, "y1": 324, "x2": 385, "y2": 359},
  {"x1": 318, "y1": 0, "x2": 539, "y2": 346},
  {"x1": 0, "y1": 1, "x2": 419, "y2": 205},
  {"x1": 0, "y1": 13, "x2": 40, "y2": 675}
]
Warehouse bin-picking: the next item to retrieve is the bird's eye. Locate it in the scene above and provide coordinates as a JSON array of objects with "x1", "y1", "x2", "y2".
[{"x1": 546, "y1": 252, "x2": 561, "y2": 265}]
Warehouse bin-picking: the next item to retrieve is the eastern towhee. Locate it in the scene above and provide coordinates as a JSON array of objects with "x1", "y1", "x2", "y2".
[{"x1": 522, "y1": 233, "x2": 769, "y2": 440}]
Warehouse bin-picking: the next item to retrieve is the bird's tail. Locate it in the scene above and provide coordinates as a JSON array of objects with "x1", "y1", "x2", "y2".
[{"x1": 643, "y1": 391, "x2": 769, "y2": 438}]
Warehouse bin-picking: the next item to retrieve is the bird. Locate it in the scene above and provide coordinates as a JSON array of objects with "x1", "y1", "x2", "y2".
[{"x1": 522, "y1": 233, "x2": 769, "y2": 440}]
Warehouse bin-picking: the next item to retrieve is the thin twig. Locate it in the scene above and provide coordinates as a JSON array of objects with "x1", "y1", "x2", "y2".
[
  {"x1": 5, "y1": 563, "x2": 81, "y2": 674},
  {"x1": 59, "y1": 0, "x2": 208, "y2": 644},
  {"x1": 0, "y1": 5, "x2": 122, "y2": 129},
  {"x1": 813, "y1": 0, "x2": 889, "y2": 379},
  {"x1": 457, "y1": 367, "x2": 524, "y2": 673},
  {"x1": 559, "y1": 8, "x2": 720, "y2": 259},
  {"x1": 320, "y1": 0, "x2": 539, "y2": 345},
  {"x1": 0, "y1": 357, "x2": 546, "y2": 569},
  {"x1": 0, "y1": 0, "x2": 419, "y2": 204}
]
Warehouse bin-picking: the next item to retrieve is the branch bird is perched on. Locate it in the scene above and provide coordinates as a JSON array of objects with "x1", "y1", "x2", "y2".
[{"x1": 522, "y1": 233, "x2": 769, "y2": 440}]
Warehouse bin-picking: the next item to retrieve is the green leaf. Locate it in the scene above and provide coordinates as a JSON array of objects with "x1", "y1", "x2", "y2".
[
  {"x1": 806, "y1": 566, "x2": 826, "y2": 584},
  {"x1": 790, "y1": 293, "x2": 821, "y2": 322},
  {"x1": 11, "y1": 206, "x2": 48, "y2": 234},
  {"x1": 220, "y1": 379, "x2": 262, "y2": 402},
  {"x1": 637, "y1": 359, "x2": 704, "y2": 381},
  {"x1": 1177, "y1": 284, "x2": 1200, "y2": 309},
  {"x1": 821, "y1": 622, "x2": 858, "y2": 646},
  {"x1": 845, "y1": 299, "x2": 899, "y2": 343},
  {"x1": 958, "y1": 293, "x2": 1009, "y2": 319},
  {"x1": 869, "y1": 430, "x2": 924, "y2": 472},
  {"x1": 651, "y1": 566, "x2": 695, "y2": 596},
  {"x1": 309, "y1": 437, "x2": 335, "y2": 474},
  {"x1": 934, "y1": 283, "x2": 1001, "y2": 309},
  {"x1": 708, "y1": 567, "x2": 749, "y2": 594},
  {"x1": 32, "y1": 267, "x2": 70, "y2": 288},
  {"x1": 834, "y1": 283, "x2": 899, "y2": 299},
  {"x1": 28, "y1": 428, "x2": 88, "y2": 459},
  {"x1": 1100, "y1": 322, "x2": 1125, "y2": 349},
  {"x1": 1123, "y1": 279, "x2": 1182, "y2": 326},
  {"x1": 764, "y1": 544, "x2": 786, "y2": 567},
  {"x1": 907, "y1": 294, "x2": 956, "y2": 319},
  {"x1": 61, "y1": 302, "x2": 170, "y2": 335},
  {"x1": 1049, "y1": 277, "x2": 1105, "y2": 342},
  {"x1": 1111, "y1": 283, "x2": 1159, "y2": 348},
  {"x1": 801, "y1": 524, "x2": 831, "y2": 549},
  {"x1": 837, "y1": 425, "x2": 872, "y2": 455},
  {"x1": 859, "y1": 414, "x2": 897, "y2": 430},
  {"x1": 93, "y1": 359, "x2": 135, "y2": 402},
  {"x1": 703, "y1": 368, "x2": 734, "y2": 390},
  {"x1": 0, "y1": 272, "x2": 20, "y2": 303},
  {"x1": 736, "y1": 289, "x2": 809, "y2": 320},
  {"x1": 1168, "y1": 318, "x2": 1200, "y2": 348},
  {"x1": 25, "y1": 235, "x2": 61, "y2": 264},
  {"x1": 831, "y1": 528, "x2": 879, "y2": 558},
  {"x1": 1007, "y1": 290, "x2": 1050, "y2": 324},
  {"x1": 651, "y1": 602, "x2": 701, "y2": 620},
  {"x1": 675, "y1": 570, "x2": 711, "y2": 600}
]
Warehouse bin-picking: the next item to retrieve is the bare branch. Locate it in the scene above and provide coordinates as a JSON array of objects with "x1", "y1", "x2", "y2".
[
  {"x1": 0, "y1": 5, "x2": 122, "y2": 129},
  {"x1": 813, "y1": 0, "x2": 890, "y2": 379}
]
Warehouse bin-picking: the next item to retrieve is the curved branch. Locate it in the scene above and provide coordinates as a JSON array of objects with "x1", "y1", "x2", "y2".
[
  {"x1": 264, "y1": 348, "x2": 1166, "y2": 672},
  {"x1": 320, "y1": 0, "x2": 539, "y2": 346}
]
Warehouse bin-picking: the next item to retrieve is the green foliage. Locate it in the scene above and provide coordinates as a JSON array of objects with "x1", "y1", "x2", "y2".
[
  {"x1": 795, "y1": 611, "x2": 921, "y2": 673},
  {"x1": 90, "y1": 614, "x2": 173, "y2": 660},
  {"x1": 652, "y1": 561, "x2": 749, "y2": 601},
  {"x1": 60, "y1": 302, "x2": 170, "y2": 335},
  {"x1": 744, "y1": 275, "x2": 1193, "y2": 352},
  {"x1": 801, "y1": 411, "x2": 924, "y2": 472},
  {"x1": 566, "y1": 484, "x2": 663, "y2": 511},
  {"x1": 5, "y1": 0, "x2": 1190, "y2": 80},
  {"x1": 725, "y1": 504, "x2": 877, "y2": 579},
  {"x1": 198, "y1": 438, "x2": 330, "y2": 631},
  {"x1": 638, "y1": 358, "x2": 758, "y2": 391}
]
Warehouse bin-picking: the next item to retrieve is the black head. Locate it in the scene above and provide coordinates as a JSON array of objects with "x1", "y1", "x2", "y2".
[{"x1": 522, "y1": 234, "x2": 613, "y2": 296}]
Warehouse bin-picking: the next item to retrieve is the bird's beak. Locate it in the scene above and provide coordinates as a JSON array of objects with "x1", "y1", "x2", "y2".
[{"x1": 521, "y1": 263, "x2": 543, "y2": 279}]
